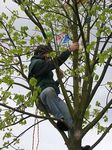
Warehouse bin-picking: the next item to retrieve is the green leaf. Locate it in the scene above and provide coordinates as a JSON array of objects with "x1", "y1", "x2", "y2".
[
  {"x1": 2, "y1": 91, "x2": 11, "y2": 101},
  {"x1": 19, "y1": 119, "x2": 27, "y2": 125},
  {"x1": 94, "y1": 74, "x2": 99, "y2": 81},
  {"x1": 98, "y1": 52, "x2": 108, "y2": 64},
  {"x1": 3, "y1": 141, "x2": 10, "y2": 148},
  {"x1": 30, "y1": 87, "x2": 41, "y2": 105},
  {"x1": 96, "y1": 101, "x2": 101, "y2": 107},
  {"x1": 0, "y1": 47, "x2": 3, "y2": 53},
  {"x1": 3, "y1": 132, "x2": 12, "y2": 140},
  {"x1": 0, "y1": 121, "x2": 5, "y2": 130},
  {"x1": 4, "y1": 111, "x2": 11, "y2": 118},
  {"x1": 1, "y1": 12, "x2": 8, "y2": 20},
  {"x1": 103, "y1": 115, "x2": 108, "y2": 122},
  {"x1": 21, "y1": 26, "x2": 28, "y2": 32},
  {"x1": 0, "y1": 33, "x2": 5, "y2": 38},
  {"x1": 30, "y1": 37, "x2": 36, "y2": 45},
  {"x1": 14, "y1": 138, "x2": 20, "y2": 145},
  {"x1": 29, "y1": 77, "x2": 37, "y2": 87},
  {"x1": 93, "y1": 108, "x2": 100, "y2": 117},
  {"x1": 36, "y1": 35, "x2": 43, "y2": 43},
  {"x1": 2, "y1": 76, "x2": 14, "y2": 85},
  {"x1": 107, "y1": 82, "x2": 112, "y2": 88},
  {"x1": 97, "y1": 122, "x2": 106, "y2": 134},
  {"x1": 86, "y1": 41, "x2": 96, "y2": 52},
  {"x1": 14, "y1": 94, "x2": 24, "y2": 105},
  {"x1": 99, "y1": 15, "x2": 106, "y2": 22}
]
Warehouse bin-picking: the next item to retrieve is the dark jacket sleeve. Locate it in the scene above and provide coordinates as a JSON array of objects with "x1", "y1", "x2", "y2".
[{"x1": 32, "y1": 50, "x2": 71, "y2": 77}]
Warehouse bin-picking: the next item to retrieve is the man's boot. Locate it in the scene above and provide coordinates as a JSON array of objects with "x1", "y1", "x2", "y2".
[
  {"x1": 81, "y1": 145, "x2": 90, "y2": 150},
  {"x1": 56, "y1": 118, "x2": 69, "y2": 131}
]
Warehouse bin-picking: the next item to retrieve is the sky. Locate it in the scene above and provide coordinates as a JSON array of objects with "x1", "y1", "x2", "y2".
[{"x1": 0, "y1": 0, "x2": 112, "y2": 150}]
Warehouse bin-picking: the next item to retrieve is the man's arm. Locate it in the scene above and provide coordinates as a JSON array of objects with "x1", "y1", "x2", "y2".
[
  {"x1": 32, "y1": 43, "x2": 79, "y2": 77},
  {"x1": 31, "y1": 50, "x2": 70, "y2": 77}
]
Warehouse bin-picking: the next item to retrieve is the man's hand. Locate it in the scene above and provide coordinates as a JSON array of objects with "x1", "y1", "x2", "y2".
[{"x1": 68, "y1": 42, "x2": 79, "y2": 52}]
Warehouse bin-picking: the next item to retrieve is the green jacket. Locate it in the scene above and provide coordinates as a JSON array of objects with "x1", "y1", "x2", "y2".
[{"x1": 28, "y1": 50, "x2": 71, "y2": 94}]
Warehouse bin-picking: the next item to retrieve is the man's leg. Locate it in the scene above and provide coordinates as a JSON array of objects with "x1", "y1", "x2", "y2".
[
  {"x1": 39, "y1": 87, "x2": 72, "y2": 129},
  {"x1": 56, "y1": 97, "x2": 73, "y2": 128},
  {"x1": 39, "y1": 87, "x2": 64, "y2": 120}
]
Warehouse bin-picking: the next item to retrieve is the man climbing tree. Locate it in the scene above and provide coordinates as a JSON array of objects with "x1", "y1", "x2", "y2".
[{"x1": 28, "y1": 43, "x2": 78, "y2": 131}]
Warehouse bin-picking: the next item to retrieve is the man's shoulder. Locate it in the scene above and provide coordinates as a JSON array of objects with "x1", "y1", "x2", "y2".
[{"x1": 31, "y1": 56, "x2": 44, "y2": 64}]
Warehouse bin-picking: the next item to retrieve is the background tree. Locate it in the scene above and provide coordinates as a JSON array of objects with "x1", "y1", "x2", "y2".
[{"x1": 0, "y1": 0, "x2": 112, "y2": 150}]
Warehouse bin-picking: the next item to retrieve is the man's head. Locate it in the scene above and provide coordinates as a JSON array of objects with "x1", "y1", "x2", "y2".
[{"x1": 34, "y1": 44, "x2": 53, "y2": 56}]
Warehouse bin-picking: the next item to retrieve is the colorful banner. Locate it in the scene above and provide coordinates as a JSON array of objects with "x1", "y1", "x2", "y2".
[
  {"x1": 55, "y1": 33, "x2": 65, "y2": 45},
  {"x1": 62, "y1": 34, "x2": 71, "y2": 44},
  {"x1": 55, "y1": 33, "x2": 71, "y2": 45}
]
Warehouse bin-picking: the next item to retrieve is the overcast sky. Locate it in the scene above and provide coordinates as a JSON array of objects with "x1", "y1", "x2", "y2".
[{"x1": 0, "y1": 0, "x2": 112, "y2": 150}]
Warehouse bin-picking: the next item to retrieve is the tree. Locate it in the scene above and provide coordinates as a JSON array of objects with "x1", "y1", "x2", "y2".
[{"x1": 0, "y1": 0, "x2": 112, "y2": 149}]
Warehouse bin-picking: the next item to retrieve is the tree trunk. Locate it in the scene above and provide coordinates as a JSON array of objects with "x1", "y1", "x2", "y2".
[{"x1": 67, "y1": 128, "x2": 82, "y2": 150}]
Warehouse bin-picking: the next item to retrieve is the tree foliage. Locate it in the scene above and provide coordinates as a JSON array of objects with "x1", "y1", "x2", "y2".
[{"x1": 0, "y1": 0, "x2": 112, "y2": 150}]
